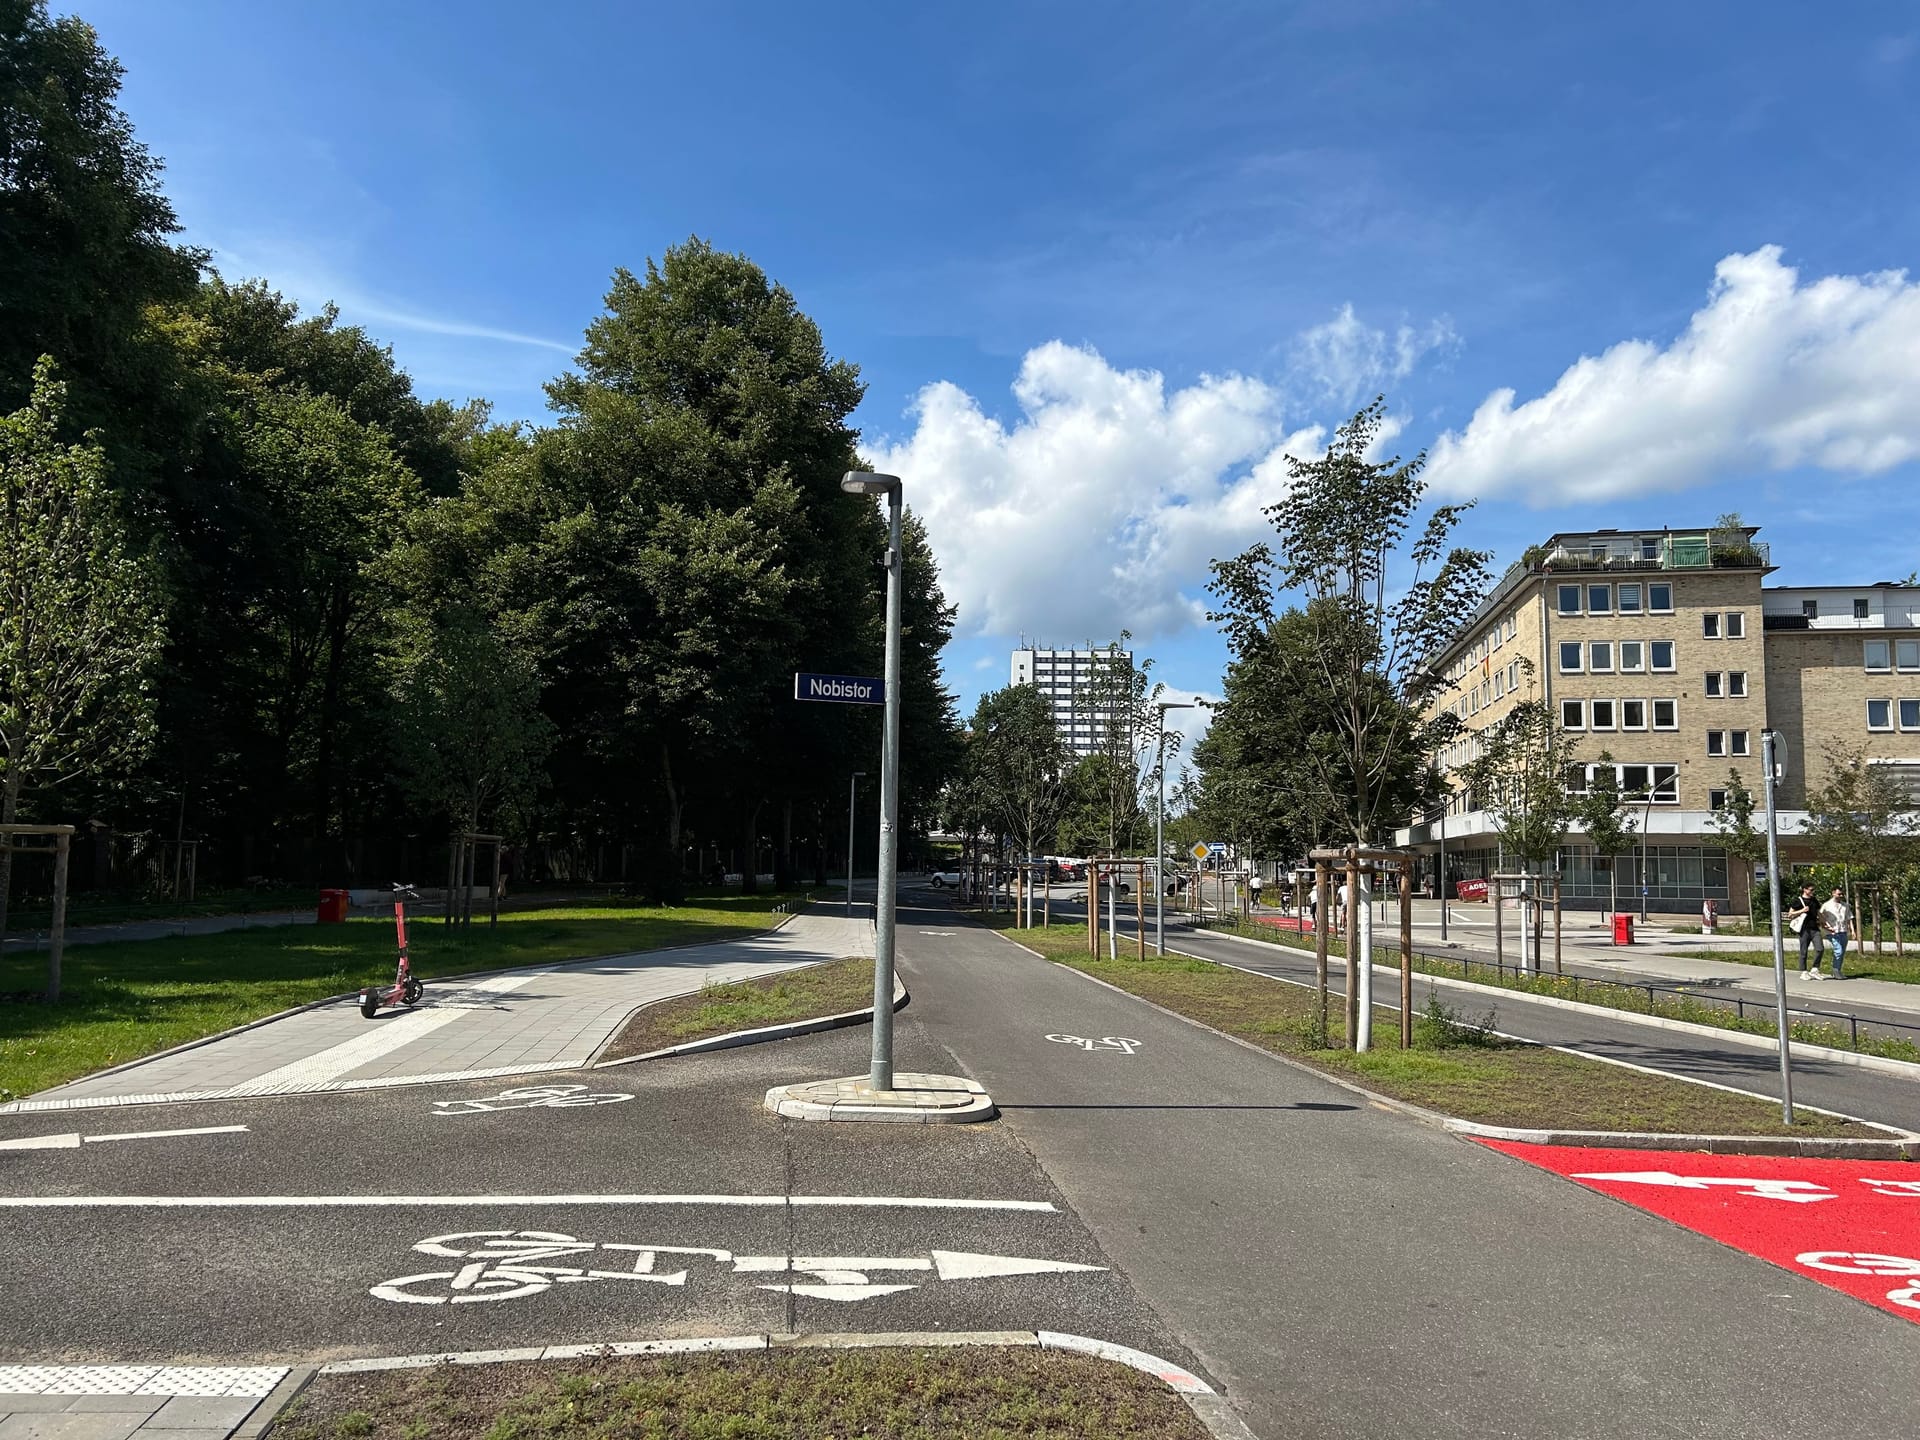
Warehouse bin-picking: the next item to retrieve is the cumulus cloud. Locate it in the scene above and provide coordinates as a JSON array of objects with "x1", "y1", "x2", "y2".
[
  {"x1": 863, "y1": 342, "x2": 1329, "y2": 641},
  {"x1": 1292, "y1": 304, "x2": 1458, "y2": 407},
  {"x1": 1425, "y1": 246, "x2": 1920, "y2": 505}
]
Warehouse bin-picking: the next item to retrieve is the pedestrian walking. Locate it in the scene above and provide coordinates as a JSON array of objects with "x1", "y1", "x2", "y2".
[
  {"x1": 1819, "y1": 886, "x2": 1852, "y2": 979},
  {"x1": 1788, "y1": 883, "x2": 1822, "y2": 977}
]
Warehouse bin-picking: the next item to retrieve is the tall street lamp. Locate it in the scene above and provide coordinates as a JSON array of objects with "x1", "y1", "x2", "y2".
[
  {"x1": 842, "y1": 471, "x2": 904, "y2": 1092},
  {"x1": 1761, "y1": 728, "x2": 1794, "y2": 1123},
  {"x1": 1154, "y1": 701, "x2": 1194, "y2": 955},
  {"x1": 846, "y1": 771, "x2": 866, "y2": 921}
]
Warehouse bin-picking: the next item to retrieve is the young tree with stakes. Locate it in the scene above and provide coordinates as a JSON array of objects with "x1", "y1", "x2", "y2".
[{"x1": 1575, "y1": 750, "x2": 1639, "y2": 921}]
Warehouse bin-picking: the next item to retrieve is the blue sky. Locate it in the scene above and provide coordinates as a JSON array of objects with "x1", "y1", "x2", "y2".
[{"x1": 84, "y1": 1, "x2": 1920, "y2": 749}]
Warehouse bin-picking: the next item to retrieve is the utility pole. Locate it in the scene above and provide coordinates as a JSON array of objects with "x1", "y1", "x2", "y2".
[
  {"x1": 1762, "y1": 728, "x2": 1795, "y2": 1123},
  {"x1": 1153, "y1": 701, "x2": 1194, "y2": 954}
]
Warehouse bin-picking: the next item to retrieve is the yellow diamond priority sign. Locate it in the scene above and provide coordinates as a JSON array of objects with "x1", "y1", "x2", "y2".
[{"x1": 1189, "y1": 842, "x2": 1210, "y2": 862}]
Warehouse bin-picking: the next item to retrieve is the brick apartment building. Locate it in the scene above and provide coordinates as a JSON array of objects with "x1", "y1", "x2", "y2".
[{"x1": 1396, "y1": 524, "x2": 1920, "y2": 914}]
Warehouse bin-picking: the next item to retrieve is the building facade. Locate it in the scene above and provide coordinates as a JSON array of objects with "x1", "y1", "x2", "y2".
[
  {"x1": 1400, "y1": 525, "x2": 1920, "y2": 913},
  {"x1": 1011, "y1": 646, "x2": 1136, "y2": 758}
]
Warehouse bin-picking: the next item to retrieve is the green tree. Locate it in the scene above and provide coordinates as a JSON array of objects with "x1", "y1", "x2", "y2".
[
  {"x1": 969, "y1": 685, "x2": 1068, "y2": 866},
  {"x1": 1804, "y1": 743, "x2": 1914, "y2": 903},
  {"x1": 1707, "y1": 768, "x2": 1766, "y2": 921},
  {"x1": 0, "y1": 360, "x2": 163, "y2": 944},
  {"x1": 1461, "y1": 698, "x2": 1582, "y2": 966},
  {"x1": 1574, "y1": 750, "x2": 1639, "y2": 919},
  {"x1": 388, "y1": 610, "x2": 553, "y2": 834},
  {"x1": 1208, "y1": 399, "x2": 1488, "y2": 848}
]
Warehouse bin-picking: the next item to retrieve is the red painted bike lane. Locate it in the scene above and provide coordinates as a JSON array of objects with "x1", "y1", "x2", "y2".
[{"x1": 1481, "y1": 1141, "x2": 1920, "y2": 1323}]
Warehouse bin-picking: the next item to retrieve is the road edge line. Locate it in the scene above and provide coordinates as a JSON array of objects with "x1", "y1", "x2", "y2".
[
  {"x1": 593, "y1": 976, "x2": 907, "y2": 1068},
  {"x1": 1014, "y1": 934, "x2": 1919, "y2": 1159},
  {"x1": 287, "y1": 1331, "x2": 1249, "y2": 1440}
]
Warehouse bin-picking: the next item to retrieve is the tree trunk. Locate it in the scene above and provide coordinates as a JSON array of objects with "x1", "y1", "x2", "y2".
[
  {"x1": 660, "y1": 744, "x2": 683, "y2": 874},
  {"x1": 313, "y1": 596, "x2": 352, "y2": 876},
  {"x1": 0, "y1": 766, "x2": 20, "y2": 941},
  {"x1": 739, "y1": 801, "x2": 763, "y2": 896},
  {"x1": 775, "y1": 796, "x2": 794, "y2": 889}
]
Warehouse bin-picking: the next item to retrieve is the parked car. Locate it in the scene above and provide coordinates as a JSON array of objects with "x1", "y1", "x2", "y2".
[{"x1": 930, "y1": 869, "x2": 964, "y2": 888}]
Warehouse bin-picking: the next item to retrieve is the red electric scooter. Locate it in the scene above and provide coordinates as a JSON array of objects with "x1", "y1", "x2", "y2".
[{"x1": 359, "y1": 883, "x2": 427, "y2": 1018}]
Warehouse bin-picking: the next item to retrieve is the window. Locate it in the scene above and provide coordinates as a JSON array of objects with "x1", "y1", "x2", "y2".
[
  {"x1": 1559, "y1": 641, "x2": 1583, "y2": 673},
  {"x1": 1726, "y1": 612, "x2": 1745, "y2": 639},
  {"x1": 1900, "y1": 640, "x2": 1920, "y2": 671},
  {"x1": 1902, "y1": 700, "x2": 1920, "y2": 732},
  {"x1": 1589, "y1": 641, "x2": 1613, "y2": 672},
  {"x1": 1702, "y1": 613, "x2": 1720, "y2": 639},
  {"x1": 1621, "y1": 699, "x2": 1647, "y2": 730},
  {"x1": 1728, "y1": 671, "x2": 1747, "y2": 698},
  {"x1": 1650, "y1": 640, "x2": 1675, "y2": 671},
  {"x1": 1802, "y1": 599, "x2": 1819, "y2": 618},
  {"x1": 1865, "y1": 639, "x2": 1891, "y2": 671},
  {"x1": 1587, "y1": 584, "x2": 1611, "y2": 615},
  {"x1": 1507, "y1": 661, "x2": 1518, "y2": 690},
  {"x1": 1730, "y1": 730, "x2": 1749, "y2": 757},
  {"x1": 1618, "y1": 583, "x2": 1642, "y2": 614},
  {"x1": 1652, "y1": 698, "x2": 1678, "y2": 730},
  {"x1": 1561, "y1": 700, "x2": 1585, "y2": 730},
  {"x1": 1709, "y1": 789, "x2": 1728, "y2": 811},
  {"x1": 1704, "y1": 672, "x2": 1722, "y2": 698},
  {"x1": 1557, "y1": 584, "x2": 1581, "y2": 616},
  {"x1": 1869, "y1": 699, "x2": 1893, "y2": 731},
  {"x1": 1621, "y1": 764, "x2": 1650, "y2": 796},
  {"x1": 1707, "y1": 731, "x2": 1725, "y2": 756},
  {"x1": 1855, "y1": 598, "x2": 1871, "y2": 620},
  {"x1": 1492, "y1": 672, "x2": 1504, "y2": 699},
  {"x1": 1649, "y1": 583, "x2": 1673, "y2": 613},
  {"x1": 1619, "y1": 640, "x2": 1644, "y2": 672},
  {"x1": 1652, "y1": 765, "x2": 1679, "y2": 802},
  {"x1": 1590, "y1": 699, "x2": 1616, "y2": 730},
  {"x1": 1640, "y1": 537, "x2": 1660, "y2": 561}
]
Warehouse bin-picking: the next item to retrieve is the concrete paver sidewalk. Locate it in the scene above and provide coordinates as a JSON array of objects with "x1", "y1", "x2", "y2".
[
  {"x1": 1, "y1": 913, "x2": 875, "y2": 1114},
  {"x1": 0, "y1": 1366, "x2": 287, "y2": 1440}
]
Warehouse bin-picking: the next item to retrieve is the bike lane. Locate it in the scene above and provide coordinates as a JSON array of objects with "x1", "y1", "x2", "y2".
[
  {"x1": 891, "y1": 903, "x2": 1920, "y2": 1440},
  {"x1": 1481, "y1": 1141, "x2": 1920, "y2": 1323}
]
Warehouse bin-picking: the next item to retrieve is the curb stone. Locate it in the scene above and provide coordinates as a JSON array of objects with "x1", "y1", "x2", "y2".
[
  {"x1": 987, "y1": 927, "x2": 1920, "y2": 1160},
  {"x1": 1196, "y1": 921, "x2": 1920, "y2": 1079},
  {"x1": 1, "y1": 908, "x2": 810, "y2": 1111},
  {"x1": 271, "y1": 1331, "x2": 1249, "y2": 1440},
  {"x1": 593, "y1": 975, "x2": 906, "y2": 1067}
]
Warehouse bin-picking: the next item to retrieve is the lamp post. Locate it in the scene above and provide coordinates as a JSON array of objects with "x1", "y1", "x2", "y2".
[
  {"x1": 842, "y1": 472, "x2": 904, "y2": 1092},
  {"x1": 1762, "y1": 728, "x2": 1795, "y2": 1123},
  {"x1": 846, "y1": 771, "x2": 866, "y2": 921},
  {"x1": 1154, "y1": 701, "x2": 1194, "y2": 955}
]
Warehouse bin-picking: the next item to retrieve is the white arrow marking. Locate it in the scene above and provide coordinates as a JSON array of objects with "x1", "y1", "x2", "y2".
[
  {"x1": 0, "y1": 1124, "x2": 247, "y2": 1152},
  {"x1": 917, "y1": 930, "x2": 956, "y2": 936},
  {"x1": 763, "y1": 1283, "x2": 919, "y2": 1302},
  {"x1": 932, "y1": 1250, "x2": 1108, "y2": 1281},
  {"x1": 1573, "y1": 1170, "x2": 1835, "y2": 1204}
]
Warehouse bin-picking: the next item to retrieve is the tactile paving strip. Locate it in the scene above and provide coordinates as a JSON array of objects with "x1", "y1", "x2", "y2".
[{"x1": 0, "y1": 1364, "x2": 288, "y2": 1396}]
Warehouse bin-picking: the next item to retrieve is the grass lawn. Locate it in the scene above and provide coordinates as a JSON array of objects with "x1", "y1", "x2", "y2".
[
  {"x1": 598, "y1": 955, "x2": 877, "y2": 1062},
  {"x1": 992, "y1": 920, "x2": 1880, "y2": 1138},
  {"x1": 0, "y1": 894, "x2": 811, "y2": 1101},
  {"x1": 271, "y1": 1348, "x2": 1208, "y2": 1440},
  {"x1": 1214, "y1": 920, "x2": 1920, "y2": 1065},
  {"x1": 1682, "y1": 944, "x2": 1920, "y2": 986}
]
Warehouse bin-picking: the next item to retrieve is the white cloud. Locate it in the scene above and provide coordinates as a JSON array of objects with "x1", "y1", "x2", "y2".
[
  {"x1": 865, "y1": 341, "x2": 1329, "y2": 642},
  {"x1": 1292, "y1": 304, "x2": 1457, "y2": 407},
  {"x1": 1425, "y1": 246, "x2": 1920, "y2": 505}
]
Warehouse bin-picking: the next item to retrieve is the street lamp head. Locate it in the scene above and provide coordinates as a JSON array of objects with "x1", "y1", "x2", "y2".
[
  {"x1": 841, "y1": 471, "x2": 902, "y2": 496},
  {"x1": 1156, "y1": 701, "x2": 1195, "y2": 713}
]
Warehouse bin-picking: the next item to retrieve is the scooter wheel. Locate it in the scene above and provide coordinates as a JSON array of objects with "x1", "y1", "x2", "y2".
[
  {"x1": 360, "y1": 994, "x2": 379, "y2": 1018},
  {"x1": 403, "y1": 978, "x2": 423, "y2": 1005}
]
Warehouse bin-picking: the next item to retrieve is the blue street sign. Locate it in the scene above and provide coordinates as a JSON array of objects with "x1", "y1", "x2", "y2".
[
  {"x1": 794, "y1": 672, "x2": 885, "y2": 705},
  {"x1": 1206, "y1": 841, "x2": 1228, "y2": 855}
]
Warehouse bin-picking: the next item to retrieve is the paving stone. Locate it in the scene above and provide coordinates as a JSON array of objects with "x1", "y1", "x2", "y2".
[{"x1": 140, "y1": 1397, "x2": 257, "y2": 1431}]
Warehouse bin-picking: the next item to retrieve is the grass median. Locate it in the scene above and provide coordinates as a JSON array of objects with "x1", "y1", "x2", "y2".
[
  {"x1": 0, "y1": 894, "x2": 813, "y2": 1101},
  {"x1": 991, "y1": 920, "x2": 1880, "y2": 1138},
  {"x1": 1214, "y1": 919, "x2": 1920, "y2": 1065},
  {"x1": 271, "y1": 1347, "x2": 1209, "y2": 1440},
  {"x1": 598, "y1": 955, "x2": 877, "y2": 1062}
]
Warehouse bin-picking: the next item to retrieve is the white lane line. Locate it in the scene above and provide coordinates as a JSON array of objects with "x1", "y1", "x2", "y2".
[
  {"x1": 0, "y1": 1124, "x2": 247, "y2": 1152},
  {"x1": 0, "y1": 1193, "x2": 1059, "y2": 1211}
]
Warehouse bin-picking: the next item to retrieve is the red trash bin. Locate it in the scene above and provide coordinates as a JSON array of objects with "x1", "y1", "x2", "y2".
[
  {"x1": 318, "y1": 889, "x2": 349, "y2": 923},
  {"x1": 1613, "y1": 913, "x2": 1634, "y2": 946}
]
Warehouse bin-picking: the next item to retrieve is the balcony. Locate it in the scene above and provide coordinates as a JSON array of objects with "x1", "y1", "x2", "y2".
[{"x1": 1517, "y1": 534, "x2": 1771, "y2": 578}]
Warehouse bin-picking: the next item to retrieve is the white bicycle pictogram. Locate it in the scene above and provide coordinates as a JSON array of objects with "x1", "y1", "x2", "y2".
[
  {"x1": 1795, "y1": 1250, "x2": 1920, "y2": 1311},
  {"x1": 1045, "y1": 1034, "x2": 1142, "y2": 1054},
  {"x1": 370, "y1": 1229, "x2": 1105, "y2": 1306},
  {"x1": 431, "y1": 1085, "x2": 633, "y2": 1116}
]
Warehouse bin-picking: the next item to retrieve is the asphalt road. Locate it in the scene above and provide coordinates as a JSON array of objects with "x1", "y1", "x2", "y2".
[
  {"x1": 4, "y1": 889, "x2": 1918, "y2": 1439},
  {"x1": 897, "y1": 895, "x2": 1920, "y2": 1438}
]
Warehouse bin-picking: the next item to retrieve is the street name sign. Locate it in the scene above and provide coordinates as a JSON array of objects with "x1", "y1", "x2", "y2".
[{"x1": 794, "y1": 672, "x2": 885, "y2": 705}]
